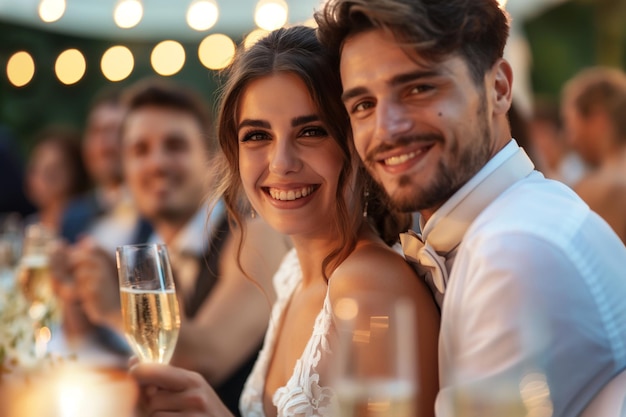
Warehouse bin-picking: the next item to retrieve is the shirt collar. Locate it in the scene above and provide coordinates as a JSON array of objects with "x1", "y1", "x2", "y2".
[
  {"x1": 150, "y1": 200, "x2": 226, "y2": 257},
  {"x1": 420, "y1": 139, "x2": 521, "y2": 240}
]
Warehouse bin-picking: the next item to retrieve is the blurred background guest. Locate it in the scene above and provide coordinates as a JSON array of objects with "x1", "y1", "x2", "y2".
[
  {"x1": 528, "y1": 98, "x2": 588, "y2": 188},
  {"x1": 24, "y1": 125, "x2": 90, "y2": 234},
  {"x1": 561, "y1": 66, "x2": 626, "y2": 243},
  {"x1": 60, "y1": 86, "x2": 149, "y2": 252}
]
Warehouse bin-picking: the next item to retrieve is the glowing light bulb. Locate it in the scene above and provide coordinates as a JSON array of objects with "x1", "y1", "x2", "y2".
[
  {"x1": 114, "y1": 0, "x2": 143, "y2": 29},
  {"x1": 38, "y1": 0, "x2": 66, "y2": 23},
  {"x1": 6, "y1": 51, "x2": 35, "y2": 87},
  {"x1": 198, "y1": 34, "x2": 235, "y2": 70},
  {"x1": 187, "y1": 0, "x2": 219, "y2": 31},
  {"x1": 101, "y1": 46, "x2": 134, "y2": 82},
  {"x1": 254, "y1": 0, "x2": 288, "y2": 31},
  {"x1": 151, "y1": 41, "x2": 186, "y2": 76}
]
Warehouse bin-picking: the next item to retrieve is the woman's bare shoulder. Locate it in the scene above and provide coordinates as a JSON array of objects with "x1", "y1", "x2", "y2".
[{"x1": 329, "y1": 240, "x2": 419, "y2": 295}]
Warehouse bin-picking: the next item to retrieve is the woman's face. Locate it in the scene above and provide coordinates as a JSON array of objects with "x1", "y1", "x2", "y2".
[
  {"x1": 237, "y1": 72, "x2": 345, "y2": 238},
  {"x1": 26, "y1": 141, "x2": 73, "y2": 209}
]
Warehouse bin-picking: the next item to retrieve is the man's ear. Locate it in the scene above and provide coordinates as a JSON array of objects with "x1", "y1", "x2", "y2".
[{"x1": 490, "y1": 58, "x2": 513, "y2": 116}]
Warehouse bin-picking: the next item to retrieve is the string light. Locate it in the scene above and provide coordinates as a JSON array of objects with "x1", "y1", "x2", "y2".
[
  {"x1": 55, "y1": 49, "x2": 86, "y2": 85},
  {"x1": 6, "y1": 51, "x2": 35, "y2": 87},
  {"x1": 38, "y1": 0, "x2": 66, "y2": 23},
  {"x1": 151, "y1": 40, "x2": 185, "y2": 76},
  {"x1": 243, "y1": 28, "x2": 269, "y2": 49},
  {"x1": 186, "y1": 0, "x2": 219, "y2": 31},
  {"x1": 254, "y1": 0, "x2": 288, "y2": 31},
  {"x1": 101, "y1": 46, "x2": 134, "y2": 82},
  {"x1": 198, "y1": 34, "x2": 235, "y2": 70},
  {"x1": 114, "y1": 0, "x2": 143, "y2": 29}
]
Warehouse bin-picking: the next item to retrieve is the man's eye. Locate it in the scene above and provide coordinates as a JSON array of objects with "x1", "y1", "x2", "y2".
[
  {"x1": 353, "y1": 101, "x2": 374, "y2": 113},
  {"x1": 410, "y1": 84, "x2": 434, "y2": 94}
]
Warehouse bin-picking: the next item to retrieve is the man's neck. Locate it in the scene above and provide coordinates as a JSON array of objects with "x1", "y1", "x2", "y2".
[{"x1": 153, "y1": 210, "x2": 197, "y2": 246}]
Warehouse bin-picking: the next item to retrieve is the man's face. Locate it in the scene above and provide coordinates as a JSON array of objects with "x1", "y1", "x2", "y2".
[
  {"x1": 122, "y1": 106, "x2": 209, "y2": 223},
  {"x1": 83, "y1": 103, "x2": 125, "y2": 187},
  {"x1": 340, "y1": 29, "x2": 506, "y2": 217},
  {"x1": 562, "y1": 103, "x2": 603, "y2": 167}
]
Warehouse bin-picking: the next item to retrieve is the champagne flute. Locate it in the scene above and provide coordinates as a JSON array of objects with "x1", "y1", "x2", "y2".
[
  {"x1": 332, "y1": 296, "x2": 417, "y2": 417},
  {"x1": 116, "y1": 243, "x2": 181, "y2": 364},
  {"x1": 17, "y1": 223, "x2": 55, "y2": 319}
]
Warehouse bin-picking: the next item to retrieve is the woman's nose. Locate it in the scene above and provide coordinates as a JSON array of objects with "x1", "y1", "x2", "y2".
[{"x1": 269, "y1": 139, "x2": 302, "y2": 175}]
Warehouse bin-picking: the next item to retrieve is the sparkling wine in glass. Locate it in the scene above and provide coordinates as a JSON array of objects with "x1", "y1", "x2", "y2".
[
  {"x1": 17, "y1": 224, "x2": 56, "y2": 319},
  {"x1": 116, "y1": 243, "x2": 181, "y2": 364},
  {"x1": 332, "y1": 297, "x2": 417, "y2": 417}
]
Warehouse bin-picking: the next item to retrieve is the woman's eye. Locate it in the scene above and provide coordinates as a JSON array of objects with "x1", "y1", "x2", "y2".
[
  {"x1": 241, "y1": 131, "x2": 269, "y2": 142},
  {"x1": 301, "y1": 126, "x2": 328, "y2": 137}
]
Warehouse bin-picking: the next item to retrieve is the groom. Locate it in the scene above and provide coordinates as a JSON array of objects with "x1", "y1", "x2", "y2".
[{"x1": 316, "y1": 0, "x2": 626, "y2": 416}]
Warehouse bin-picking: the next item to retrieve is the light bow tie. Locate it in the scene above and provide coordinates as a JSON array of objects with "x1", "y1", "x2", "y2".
[
  {"x1": 400, "y1": 230, "x2": 448, "y2": 295},
  {"x1": 399, "y1": 145, "x2": 536, "y2": 307}
]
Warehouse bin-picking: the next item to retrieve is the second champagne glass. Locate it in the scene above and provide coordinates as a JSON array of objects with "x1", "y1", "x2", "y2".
[
  {"x1": 116, "y1": 243, "x2": 181, "y2": 364},
  {"x1": 332, "y1": 296, "x2": 417, "y2": 417}
]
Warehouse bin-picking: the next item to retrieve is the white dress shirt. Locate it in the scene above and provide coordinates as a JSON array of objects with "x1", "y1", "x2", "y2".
[
  {"x1": 150, "y1": 201, "x2": 225, "y2": 299},
  {"x1": 428, "y1": 141, "x2": 626, "y2": 417}
]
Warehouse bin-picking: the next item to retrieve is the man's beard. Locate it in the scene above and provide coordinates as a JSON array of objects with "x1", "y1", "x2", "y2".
[{"x1": 371, "y1": 99, "x2": 492, "y2": 213}]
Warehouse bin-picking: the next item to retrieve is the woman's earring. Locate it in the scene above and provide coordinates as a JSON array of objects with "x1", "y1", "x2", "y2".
[
  {"x1": 250, "y1": 207, "x2": 256, "y2": 219},
  {"x1": 362, "y1": 188, "x2": 370, "y2": 218}
]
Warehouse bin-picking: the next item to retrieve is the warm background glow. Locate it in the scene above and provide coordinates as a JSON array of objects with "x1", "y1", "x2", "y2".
[
  {"x1": 186, "y1": 0, "x2": 219, "y2": 31},
  {"x1": 101, "y1": 46, "x2": 134, "y2": 81},
  {"x1": 198, "y1": 34, "x2": 235, "y2": 70},
  {"x1": 6, "y1": 51, "x2": 35, "y2": 87},
  {"x1": 243, "y1": 28, "x2": 270, "y2": 49},
  {"x1": 54, "y1": 49, "x2": 86, "y2": 85},
  {"x1": 151, "y1": 40, "x2": 185, "y2": 76}
]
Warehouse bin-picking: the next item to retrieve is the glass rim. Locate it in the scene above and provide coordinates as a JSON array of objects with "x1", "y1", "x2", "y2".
[{"x1": 116, "y1": 242, "x2": 168, "y2": 252}]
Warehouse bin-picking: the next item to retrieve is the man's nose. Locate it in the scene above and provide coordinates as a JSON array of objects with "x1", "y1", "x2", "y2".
[{"x1": 374, "y1": 99, "x2": 414, "y2": 142}]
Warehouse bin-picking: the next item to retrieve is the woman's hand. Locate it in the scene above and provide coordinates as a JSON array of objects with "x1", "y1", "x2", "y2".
[{"x1": 130, "y1": 363, "x2": 235, "y2": 417}]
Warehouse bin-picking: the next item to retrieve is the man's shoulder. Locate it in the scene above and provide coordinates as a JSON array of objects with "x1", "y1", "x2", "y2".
[{"x1": 467, "y1": 174, "x2": 593, "y2": 245}]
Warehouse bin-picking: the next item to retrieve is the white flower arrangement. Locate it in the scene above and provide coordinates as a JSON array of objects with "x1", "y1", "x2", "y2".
[{"x1": 0, "y1": 271, "x2": 61, "y2": 380}]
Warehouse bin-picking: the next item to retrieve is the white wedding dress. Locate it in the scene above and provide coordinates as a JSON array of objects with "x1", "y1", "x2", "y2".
[{"x1": 239, "y1": 248, "x2": 336, "y2": 417}]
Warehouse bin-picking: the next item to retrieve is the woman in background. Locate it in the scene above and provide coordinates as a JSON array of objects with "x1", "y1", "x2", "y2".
[{"x1": 24, "y1": 126, "x2": 90, "y2": 234}]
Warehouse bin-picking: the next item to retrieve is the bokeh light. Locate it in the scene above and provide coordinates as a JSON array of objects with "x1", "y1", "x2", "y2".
[
  {"x1": 198, "y1": 34, "x2": 235, "y2": 70},
  {"x1": 243, "y1": 28, "x2": 269, "y2": 49},
  {"x1": 6, "y1": 51, "x2": 35, "y2": 87},
  {"x1": 114, "y1": 0, "x2": 143, "y2": 29},
  {"x1": 55, "y1": 49, "x2": 86, "y2": 85},
  {"x1": 151, "y1": 40, "x2": 185, "y2": 76},
  {"x1": 101, "y1": 46, "x2": 134, "y2": 82},
  {"x1": 38, "y1": 0, "x2": 66, "y2": 23},
  {"x1": 254, "y1": 0, "x2": 288, "y2": 31},
  {"x1": 186, "y1": 0, "x2": 219, "y2": 31}
]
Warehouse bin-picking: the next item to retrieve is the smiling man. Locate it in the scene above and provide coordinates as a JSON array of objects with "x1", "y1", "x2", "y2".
[{"x1": 317, "y1": 1, "x2": 626, "y2": 416}]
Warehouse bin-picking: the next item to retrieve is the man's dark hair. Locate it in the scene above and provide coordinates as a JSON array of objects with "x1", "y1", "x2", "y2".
[
  {"x1": 315, "y1": 0, "x2": 511, "y2": 84},
  {"x1": 121, "y1": 78, "x2": 215, "y2": 150}
]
